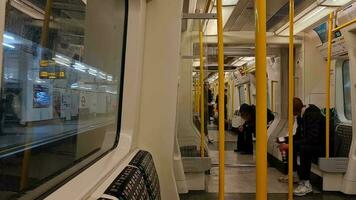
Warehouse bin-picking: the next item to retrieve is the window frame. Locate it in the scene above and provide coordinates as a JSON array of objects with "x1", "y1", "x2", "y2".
[{"x1": 0, "y1": 0, "x2": 129, "y2": 199}]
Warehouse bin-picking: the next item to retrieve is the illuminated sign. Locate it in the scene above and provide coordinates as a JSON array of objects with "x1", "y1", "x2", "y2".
[{"x1": 39, "y1": 59, "x2": 66, "y2": 79}]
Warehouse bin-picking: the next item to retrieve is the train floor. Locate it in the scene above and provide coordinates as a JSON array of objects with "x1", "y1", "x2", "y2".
[{"x1": 180, "y1": 124, "x2": 355, "y2": 200}]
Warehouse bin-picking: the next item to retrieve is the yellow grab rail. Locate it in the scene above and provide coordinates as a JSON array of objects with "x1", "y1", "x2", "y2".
[
  {"x1": 216, "y1": 0, "x2": 225, "y2": 199},
  {"x1": 288, "y1": 0, "x2": 295, "y2": 199},
  {"x1": 255, "y1": 0, "x2": 268, "y2": 199},
  {"x1": 199, "y1": 30, "x2": 205, "y2": 158},
  {"x1": 326, "y1": 13, "x2": 334, "y2": 159},
  {"x1": 332, "y1": 18, "x2": 356, "y2": 32}
]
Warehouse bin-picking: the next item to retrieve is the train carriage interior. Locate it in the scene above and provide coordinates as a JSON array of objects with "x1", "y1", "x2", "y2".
[{"x1": 0, "y1": 0, "x2": 356, "y2": 199}]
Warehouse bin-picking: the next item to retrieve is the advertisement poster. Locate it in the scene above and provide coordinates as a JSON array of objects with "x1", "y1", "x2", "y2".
[{"x1": 33, "y1": 85, "x2": 50, "y2": 108}]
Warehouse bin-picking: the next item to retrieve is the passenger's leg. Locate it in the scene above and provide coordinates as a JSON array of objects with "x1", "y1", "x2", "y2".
[
  {"x1": 235, "y1": 129, "x2": 244, "y2": 152},
  {"x1": 242, "y1": 130, "x2": 253, "y2": 154},
  {"x1": 294, "y1": 145, "x2": 315, "y2": 196},
  {"x1": 299, "y1": 145, "x2": 315, "y2": 181}
]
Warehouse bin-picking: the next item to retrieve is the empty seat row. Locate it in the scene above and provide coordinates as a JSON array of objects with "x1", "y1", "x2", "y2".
[{"x1": 98, "y1": 150, "x2": 161, "y2": 200}]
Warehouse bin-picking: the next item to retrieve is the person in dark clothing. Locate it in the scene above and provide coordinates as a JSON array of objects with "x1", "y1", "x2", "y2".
[
  {"x1": 234, "y1": 104, "x2": 275, "y2": 154},
  {"x1": 215, "y1": 89, "x2": 228, "y2": 119},
  {"x1": 278, "y1": 97, "x2": 325, "y2": 196},
  {"x1": 207, "y1": 88, "x2": 214, "y2": 122},
  {"x1": 234, "y1": 104, "x2": 255, "y2": 154},
  {"x1": 203, "y1": 83, "x2": 213, "y2": 143}
]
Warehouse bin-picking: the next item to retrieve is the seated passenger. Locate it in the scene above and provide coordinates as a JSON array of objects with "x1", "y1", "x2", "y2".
[
  {"x1": 278, "y1": 97, "x2": 325, "y2": 196},
  {"x1": 234, "y1": 104, "x2": 275, "y2": 154},
  {"x1": 234, "y1": 104, "x2": 255, "y2": 155}
]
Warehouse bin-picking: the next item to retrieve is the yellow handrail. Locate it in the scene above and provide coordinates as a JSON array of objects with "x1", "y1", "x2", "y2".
[
  {"x1": 216, "y1": 0, "x2": 225, "y2": 199},
  {"x1": 255, "y1": 0, "x2": 268, "y2": 199},
  {"x1": 288, "y1": 0, "x2": 295, "y2": 199},
  {"x1": 326, "y1": 13, "x2": 334, "y2": 159},
  {"x1": 199, "y1": 30, "x2": 205, "y2": 158},
  {"x1": 332, "y1": 18, "x2": 356, "y2": 32}
]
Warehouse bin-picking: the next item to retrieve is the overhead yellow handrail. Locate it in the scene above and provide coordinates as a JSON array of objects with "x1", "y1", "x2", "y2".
[
  {"x1": 199, "y1": 28, "x2": 205, "y2": 158},
  {"x1": 326, "y1": 13, "x2": 334, "y2": 159},
  {"x1": 216, "y1": 0, "x2": 225, "y2": 199},
  {"x1": 288, "y1": 0, "x2": 295, "y2": 199},
  {"x1": 255, "y1": 0, "x2": 268, "y2": 199},
  {"x1": 332, "y1": 18, "x2": 356, "y2": 32}
]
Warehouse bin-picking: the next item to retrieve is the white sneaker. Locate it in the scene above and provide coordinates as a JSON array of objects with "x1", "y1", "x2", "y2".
[{"x1": 294, "y1": 181, "x2": 313, "y2": 196}]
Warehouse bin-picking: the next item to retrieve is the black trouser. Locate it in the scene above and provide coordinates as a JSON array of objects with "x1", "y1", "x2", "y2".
[
  {"x1": 236, "y1": 129, "x2": 253, "y2": 153},
  {"x1": 291, "y1": 143, "x2": 323, "y2": 181}
]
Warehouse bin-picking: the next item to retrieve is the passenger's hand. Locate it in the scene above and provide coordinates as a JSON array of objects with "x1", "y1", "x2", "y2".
[
  {"x1": 238, "y1": 126, "x2": 244, "y2": 132},
  {"x1": 279, "y1": 143, "x2": 289, "y2": 152}
]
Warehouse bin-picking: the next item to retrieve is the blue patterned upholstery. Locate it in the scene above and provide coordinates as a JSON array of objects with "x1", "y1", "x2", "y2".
[
  {"x1": 103, "y1": 166, "x2": 150, "y2": 200},
  {"x1": 129, "y1": 150, "x2": 161, "y2": 200}
]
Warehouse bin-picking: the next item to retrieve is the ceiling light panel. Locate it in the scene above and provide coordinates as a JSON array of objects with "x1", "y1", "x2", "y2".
[
  {"x1": 276, "y1": 4, "x2": 334, "y2": 36},
  {"x1": 205, "y1": 6, "x2": 234, "y2": 35},
  {"x1": 215, "y1": 0, "x2": 239, "y2": 6},
  {"x1": 318, "y1": 0, "x2": 353, "y2": 6}
]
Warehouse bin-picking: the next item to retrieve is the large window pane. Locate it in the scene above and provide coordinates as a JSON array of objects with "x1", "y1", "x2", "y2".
[
  {"x1": 342, "y1": 60, "x2": 352, "y2": 120},
  {"x1": 0, "y1": 0, "x2": 127, "y2": 199}
]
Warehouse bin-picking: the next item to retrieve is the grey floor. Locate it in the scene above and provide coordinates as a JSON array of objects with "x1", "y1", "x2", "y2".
[{"x1": 180, "y1": 124, "x2": 354, "y2": 200}]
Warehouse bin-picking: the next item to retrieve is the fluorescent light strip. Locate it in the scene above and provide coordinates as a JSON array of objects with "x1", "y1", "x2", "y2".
[
  {"x1": 55, "y1": 60, "x2": 70, "y2": 67},
  {"x1": 3, "y1": 43, "x2": 15, "y2": 49},
  {"x1": 4, "y1": 34, "x2": 15, "y2": 40},
  {"x1": 55, "y1": 54, "x2": 71, "y2": 62}
]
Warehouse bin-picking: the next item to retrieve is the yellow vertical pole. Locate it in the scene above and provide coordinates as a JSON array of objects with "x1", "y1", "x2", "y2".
[
  {"x1": 40, "y1": 0, "x2": 53, "y2": 47},
  {"x1": 199, "y1": 29, "x2": 205, "y2": 158},
  {"x1": 216, "y1": 0, "x2": 225, "y2": 199},
  {"x1": 288, "y1": 0, "x2": 295, "y2": 199},
  {"x1": 326, "y1": 13, "x2": 333, "y2": 159},
  {"x1": 255, "y1": 0, "x2": 267, "y2": 199},
  {"x1": 21, "y1": 0, "x2": 53, "y2": 190}
]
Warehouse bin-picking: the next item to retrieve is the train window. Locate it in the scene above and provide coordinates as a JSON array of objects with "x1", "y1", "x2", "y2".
[
  {"x1": 342, "y1": 60, "x2": 352, "y2": 120},
  {"x1": 0, "y1": 0, "x2": 127, "y2": 199}
]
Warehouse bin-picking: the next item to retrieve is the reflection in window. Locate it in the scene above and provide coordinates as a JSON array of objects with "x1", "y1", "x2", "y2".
[
  {"x1": 238, "y1": 86, "x2": 245, "y2": 106},
  {"x1": 0, "y1": 0, "x2": 127, "y2": 199},
  {"x1": 342, "y1": 60, "x2": 352, "y2": 120}
]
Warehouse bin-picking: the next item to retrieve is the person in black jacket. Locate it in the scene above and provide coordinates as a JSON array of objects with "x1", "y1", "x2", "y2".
[
  {"x1": 234, "y1": 104, "x2": 275, "y2": 154},
  {"x1": 279, "y1": 97, "x2": 325, "y2": 196},
  {"x1": 234, "y1": 104, "x2": 255, "y2": 154}
]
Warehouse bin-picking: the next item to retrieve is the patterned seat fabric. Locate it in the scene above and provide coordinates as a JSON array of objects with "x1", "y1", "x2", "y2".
[
  {"x1": 129, "y1": 150, "x2": 161, "y2": 200},
  {"x1": 103, "y1": 166, "x2": 150, "y2": 200}
]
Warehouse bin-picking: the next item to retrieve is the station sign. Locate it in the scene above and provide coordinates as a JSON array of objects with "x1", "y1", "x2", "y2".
[{"x1": 39, "y1": 59, "x2": 66, "y2": 79}]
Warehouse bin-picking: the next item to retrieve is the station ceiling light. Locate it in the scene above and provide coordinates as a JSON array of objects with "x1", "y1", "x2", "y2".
[{"x1": 276, "y1": 0, "x2": 352, "y2": 36}]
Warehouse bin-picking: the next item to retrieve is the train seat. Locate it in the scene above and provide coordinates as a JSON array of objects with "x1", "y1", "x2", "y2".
[
  {"x1": 129, "y1": 150, "x2": 161, "y2": 200},
  {"x1": 99, "y1": 166, "x2": 150, "y2": 200},
  {"x1": 318, "y1": 124, "x2": 352, "y2": 173}
]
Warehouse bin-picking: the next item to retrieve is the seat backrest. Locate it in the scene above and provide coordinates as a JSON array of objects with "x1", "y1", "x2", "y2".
[
  {"x1": 335, "y1": 124, "x2": 353, "y2": 157},
  {"x1": 129, "y1": 150, "x2": 161, "y2": 200},
  {"x1": 102, "y1": 166, "x2": 150, "y2": 200}
]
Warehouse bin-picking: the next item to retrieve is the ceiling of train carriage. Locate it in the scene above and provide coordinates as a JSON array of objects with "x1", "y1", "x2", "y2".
[{"x1": 185, "y1": 0, "x2": 318, "y2": 71}]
